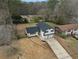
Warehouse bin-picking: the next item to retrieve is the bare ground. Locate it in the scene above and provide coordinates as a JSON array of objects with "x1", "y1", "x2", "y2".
[{"x1": 0, "y1": 37, "x2": 57, "y2": 59}]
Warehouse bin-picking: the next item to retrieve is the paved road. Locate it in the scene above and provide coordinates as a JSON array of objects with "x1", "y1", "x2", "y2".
[{"x1": 45, "y1": 38, "x2": 72, "y2": 59}]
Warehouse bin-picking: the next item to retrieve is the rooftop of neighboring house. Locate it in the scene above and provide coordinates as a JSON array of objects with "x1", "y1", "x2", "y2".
[{"x1": 55, "y1": 24, "x2": 78, "y2": 32}]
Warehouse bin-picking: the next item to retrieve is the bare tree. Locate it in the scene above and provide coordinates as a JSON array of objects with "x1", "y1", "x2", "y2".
[
  {"x1": 57, "y1": 0, "x2": 78, "y2": 24},
  {"x1": 49, "y1": 0, "x2": 78, "y2": 24},
  {"x1": 0, "y1": 0, "x2": 15, "y2": 45}
]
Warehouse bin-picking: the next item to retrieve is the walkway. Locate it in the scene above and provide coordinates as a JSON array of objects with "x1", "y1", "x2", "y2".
[{"x1": 45, "y1": 38, "x2": 72, "y2": 59}]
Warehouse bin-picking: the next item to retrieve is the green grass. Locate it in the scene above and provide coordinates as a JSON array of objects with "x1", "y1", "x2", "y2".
[
  {"x1": 45, "y1": 22, "x2": 57, "y2": 27},
  {"x1": 65, "y1": 37, "x2": 78, "y2": 48},
  {"x1": 26, "y1": 23, "x2": 37, "y2": 27},
  {"x1": 71, "y1": 39, "x2": 77, "y2": 47}
]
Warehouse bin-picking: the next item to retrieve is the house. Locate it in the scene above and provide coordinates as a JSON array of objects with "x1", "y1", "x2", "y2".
[
  {"x1": 25, "y1": 22, "x2": 55, "y2": 40},
  {"x1": 21, "y1": 15, "x2": 45, "y2": 22},
  {"x1": 55, "y1": 24, "x2": 78, "y2": 36}
]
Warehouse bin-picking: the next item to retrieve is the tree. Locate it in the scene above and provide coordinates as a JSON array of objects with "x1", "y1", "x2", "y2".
[
  {"x1": 57, "y1": 0, "x2": 78, "y2": 24},
  {"x1": 8, "y1": 0, "x2": 21, "y2": 15},
  {"x1": 0, "y1": 0, "x2": 15, "y2": 45},
  {"x1": 48, "y1": 0, "x2": 59, "y2": 12},
  {"x1": 47, "y1": 0, "x2": 78, "y2": 24}
]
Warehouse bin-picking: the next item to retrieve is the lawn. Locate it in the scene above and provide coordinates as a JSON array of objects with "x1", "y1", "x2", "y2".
[
  {"x1": 45, "y1": 22, "x2": 57, "y2": 27},
  {"x1": 65, "y1": 37, "x2": 78, "y2": 51}
]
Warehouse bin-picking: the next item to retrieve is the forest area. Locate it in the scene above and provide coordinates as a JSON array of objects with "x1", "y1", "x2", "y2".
[{"x1": 8, "y1": 0, "x2": 78, "y2": 24}]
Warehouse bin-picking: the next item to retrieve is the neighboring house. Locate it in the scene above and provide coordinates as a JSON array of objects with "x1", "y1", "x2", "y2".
[
  {"x1": 55, "y1": 24, "x2": 78, "y2": 36},
  {"x1": 25, "y1": 22, "x2": 55, "y2": 40},
  {"x1": 21, "y1": 15, "x2": 45, "y2": 22},
  {"x1": 21, "y1": 15, "x2": 30, "y2": 22}
]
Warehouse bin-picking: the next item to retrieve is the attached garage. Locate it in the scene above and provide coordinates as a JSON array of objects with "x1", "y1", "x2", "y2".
[{"x1": 25, "y1": 26, "x2": 39, "y2": 37}]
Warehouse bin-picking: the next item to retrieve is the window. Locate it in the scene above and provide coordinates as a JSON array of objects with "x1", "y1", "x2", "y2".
[{"x1": 51, "y1": 30, "x2": 54, "y2": 32}]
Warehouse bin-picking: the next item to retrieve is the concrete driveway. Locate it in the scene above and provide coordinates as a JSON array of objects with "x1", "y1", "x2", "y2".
[{"x1": 45, "y1": 38, "x2": 72, "y2": 59}]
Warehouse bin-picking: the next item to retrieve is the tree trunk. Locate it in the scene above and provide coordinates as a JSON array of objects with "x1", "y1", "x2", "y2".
[{"x1": 0, "y1": 0, "x2": 15, "y2": 45}]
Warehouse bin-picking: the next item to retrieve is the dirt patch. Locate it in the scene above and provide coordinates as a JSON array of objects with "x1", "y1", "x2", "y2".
[
  {"x1": 0, "y1": 37, "x2": 57, "y2": 59},
  {"x1": 10, "y1": 37, "x2": 57, "y2": 59}
]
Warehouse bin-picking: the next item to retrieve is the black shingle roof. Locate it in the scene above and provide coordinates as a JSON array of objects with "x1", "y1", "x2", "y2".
[
  {"x1": 26, "y1": 26, "x2": 38, "y2": 34},
  {"x1": 37, "y1": 22, "x2": 52, "y2": 31},
  {"x1": 26, "y1": 22, "x2": 53, "y2": 34}
]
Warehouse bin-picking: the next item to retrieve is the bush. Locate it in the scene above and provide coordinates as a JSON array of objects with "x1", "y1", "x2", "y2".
[
  {"x1": 21, "y1": 18, "x2": 28, "y2": 23},
  {"x1": 11, "y1": 15, "x2": 28, "y2": 24},
  {"x1": 45, "y1": 19, "x2": 53, "y2": 22},
  {"x1": 32, "y1": 17, "x2": 43, "y2": 23},
  {"x1": 59, "y1": 32, "x2": 67, "y2": 38}
]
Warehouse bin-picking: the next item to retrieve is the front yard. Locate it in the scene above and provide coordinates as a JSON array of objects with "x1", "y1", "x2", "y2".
[{"x1": 0, "y1": 37, "x2": 58, "y2": 59}]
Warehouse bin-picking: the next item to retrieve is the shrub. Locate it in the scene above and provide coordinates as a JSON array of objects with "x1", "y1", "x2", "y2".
[
  {"x1": 16, "y1": 34, "x2": 26, "y2": 39},
  {"x1": 32, "y1": 17, "x2": 43, "y2": 23},
  {"x1": 59, "y1": 32, "x2": 67, "y2": 38},
  {"x1": 11, "y1": 15, "x2": 28, "y2": 24}
]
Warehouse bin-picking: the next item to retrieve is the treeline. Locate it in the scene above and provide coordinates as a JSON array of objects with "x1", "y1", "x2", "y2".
[
  {"x1": 8, "y1": 1, "x2": 48, "y2": 15},
  {"x1": 8, "y1": 0, "x2": 78, "y2": 25}
]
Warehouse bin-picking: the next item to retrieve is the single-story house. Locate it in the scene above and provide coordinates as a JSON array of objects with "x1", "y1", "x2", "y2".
[
  {"x1": 55, "y1": 24, "x2": 78, "y2": 36},
  {"x1": 25, "y1": 22, "x2": 55, "y2": 40}
]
